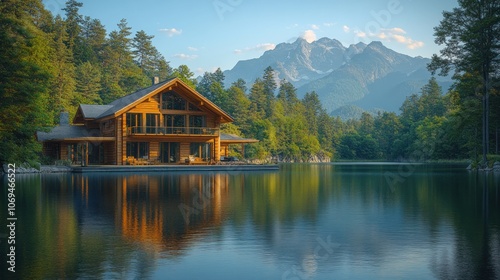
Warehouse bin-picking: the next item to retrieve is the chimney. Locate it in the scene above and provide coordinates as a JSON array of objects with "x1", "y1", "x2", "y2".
[
  {"x1": 59, "y1": 112, "x2": 69, "y2": 126},
  {"x1": 152, "y1": 76, "x2": 160, "y2": 85}
]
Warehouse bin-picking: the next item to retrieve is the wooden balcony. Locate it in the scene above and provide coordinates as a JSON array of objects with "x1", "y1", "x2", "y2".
[{"x1": 126, "y1": 126, "x2": 219, "y2": 136}]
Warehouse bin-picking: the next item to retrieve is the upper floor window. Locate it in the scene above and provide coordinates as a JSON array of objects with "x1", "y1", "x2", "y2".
[
  {"x1": 161, "y1": 90, "x2": 203, "y2": 111},
  {"x1": 162, "y1": 91, "x2": 186, "y2": 110},
  {"x1": 126, "y1": 113, "x2": 142, "y2": 128}
]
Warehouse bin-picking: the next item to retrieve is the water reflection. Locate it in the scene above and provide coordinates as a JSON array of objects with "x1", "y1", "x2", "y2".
[{"x1": 0, "y1": 164, "x2": 499, "y2": 279}]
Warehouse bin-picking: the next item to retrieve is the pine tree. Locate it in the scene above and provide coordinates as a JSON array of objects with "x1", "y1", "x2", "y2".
[
  {"x1": 428, "y1": 0, "x2": 500, "y2": 165},
  {"x1": 171, "y1": 65, "x2": 197, "y2": 88},
  {"x1": 262, "y1": 66, "x2": 277, "y2": 118},
  {"x1": 0, "y1": 0, "x2": 52, "y2": 164},
  {"x1": 75, "y1": 61, "x2": 102, "y2": 104}
]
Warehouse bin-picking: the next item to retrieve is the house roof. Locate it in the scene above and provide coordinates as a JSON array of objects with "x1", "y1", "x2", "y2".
[
  {"x1": 80, "y1": 104, "x2": 114, "y2": 119},
  {"x1": 220, "y1": 133, "x2": 259, "y2": 144},
  {"x1": 37, "y1": 125, "x2": 115, "y2": 142},
  {"x1": 77, "y1": 78, "x2": 233, "y2": 123}
]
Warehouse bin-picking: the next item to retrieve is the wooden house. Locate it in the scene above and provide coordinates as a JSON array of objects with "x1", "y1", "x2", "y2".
[{"x1": 37, "y1": 78, "x2": 256, "y2": 165}]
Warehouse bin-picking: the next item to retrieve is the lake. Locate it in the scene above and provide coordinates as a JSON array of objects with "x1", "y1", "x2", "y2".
[{"x1": 1, "y1": 163, "x2": 499, "y2": 279}]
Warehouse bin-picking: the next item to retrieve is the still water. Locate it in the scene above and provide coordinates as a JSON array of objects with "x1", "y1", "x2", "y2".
[{"x1": 1, "y1": 163, "x2": 499, "y2": 279}]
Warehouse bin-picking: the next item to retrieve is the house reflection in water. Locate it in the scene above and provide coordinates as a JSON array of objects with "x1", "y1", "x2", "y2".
[{"x1": 74, "y1": 172, "x2": 230, "y2": 254}]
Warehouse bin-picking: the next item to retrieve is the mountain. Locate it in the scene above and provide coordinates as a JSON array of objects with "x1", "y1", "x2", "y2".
[
  {"x1": 224, "y1": 38, "x2": 366, "y2": 88},
  {"x1": 223, "y1": 38, "x2": 452, "y2": 118}
]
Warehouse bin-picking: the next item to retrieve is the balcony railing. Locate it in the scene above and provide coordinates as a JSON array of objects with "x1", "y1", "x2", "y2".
[{"x1": 127, "y1": 126, "x2": 219, "y2": 136}]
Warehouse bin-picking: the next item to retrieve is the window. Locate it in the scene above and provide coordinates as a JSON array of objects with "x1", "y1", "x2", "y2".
[
  {"x1": 189, "y1": 115, "x2": 206, "y2": 134},
  {"x1": 126, "y1": 142, "x2": 149, "y2": 159},
  {"x1": 190, "y1": 115, "x2": 205, "y2": 127},
  {"x1": 162, "y1": 91, "x2": 186, "y2": 110},
  {"x1": 126, "y1": 113, "x2": 143, "y2": 134},
  {"x1": 160, "y1": 142, "x2": 180, "y2": 163},
  {"x1": 146, "y1": 114, "x2": 159, "y2": 133},
  {"x1": 190, "y1": 142, "x2": 212, "y2": 161},
  {"x1": 164, "y1": 115, "x2": 186, "y2": 133},
  {"x1": 189, "y1": 103, "x2": 202, "y2": 111}
]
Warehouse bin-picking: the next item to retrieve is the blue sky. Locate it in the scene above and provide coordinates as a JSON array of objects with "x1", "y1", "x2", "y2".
[{"x1": 44, "y1": 0, "x2": 458, "y2": 75}]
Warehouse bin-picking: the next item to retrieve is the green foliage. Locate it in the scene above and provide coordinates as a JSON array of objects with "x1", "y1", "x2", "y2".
[
  {"x1": 0, "y1": 0, "x2": 52, "y2": 164},
  {"x1": 428, "y1": 0, "x2": 500, "y2": 164},
  {"x1": 2, "y1": 0, "x2": 497, "y2": 165}
]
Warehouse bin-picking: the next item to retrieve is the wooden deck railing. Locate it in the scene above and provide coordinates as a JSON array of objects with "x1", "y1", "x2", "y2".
[{"x1": 127, "y1": 126, "x2": 219, "y2": 136}]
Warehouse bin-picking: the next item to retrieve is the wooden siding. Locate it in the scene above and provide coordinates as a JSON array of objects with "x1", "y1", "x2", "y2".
[
  {"x1": 149, "y1": 142, "x2": 159, "y2": 160},
  {"x1": 180, "y1": 142, "x2": 190, "y2": 161},
  {"x1": 103, "y1": 142, "x2": 116, "y2": 165},
  {"x1": 214, "y1": 137, "x2": 220, "y2": 161},
  {"x1": 101, "y1": 119, "x2": 115, "y2": 137},
  {"x1": 60, "y1": 144, "x2": 68, "y2": 161},
  {"x1": 128, "y1": 99, "x2": 161, "y2": 114}
]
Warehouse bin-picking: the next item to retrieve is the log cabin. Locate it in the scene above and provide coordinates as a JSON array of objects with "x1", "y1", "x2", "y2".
[{"x1": 37, "y1": 78, "x2": 257, "y2": 166}]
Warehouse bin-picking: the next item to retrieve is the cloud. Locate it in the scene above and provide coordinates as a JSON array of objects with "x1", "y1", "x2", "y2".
[
  {"x1": 311, "y1": 24, "x2": 320, "y2": 30},
  {"x1": 301, "y1": 30, "x2": 317, "y2": 43},
  {"x1": 323, "y1": 22, "x2": 335, "y2": 27},
  {"x1": 234, "y1": 43, "x2": 276, "y2": 54},
  {"x1": 354, "y1": 30, "x2": 367, "y2": 38},
  {"x1": 188, "y1": 46, "x2": 199, "y2": 51},
  {"x1": 159, "y1": 28, "x2": 182, "y2": 37},
  {"x1": 173, "y1": 53, "x2": 198, "y2": 60},
  {"x1": 343, "y1": 25, "x2": 351, "y2": 33},
  {"x1": 355, "y1": 27, "x2": 424, "y2": 49}
]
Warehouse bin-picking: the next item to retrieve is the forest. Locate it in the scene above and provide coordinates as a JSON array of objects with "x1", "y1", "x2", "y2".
[{"x1": 0, "y1": 0, "x2": 499, "y2": 166}]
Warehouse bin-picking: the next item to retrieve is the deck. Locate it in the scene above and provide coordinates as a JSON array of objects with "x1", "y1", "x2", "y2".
[{"x1": 71, "y1": 164, "x2": 280, "y2": 173}]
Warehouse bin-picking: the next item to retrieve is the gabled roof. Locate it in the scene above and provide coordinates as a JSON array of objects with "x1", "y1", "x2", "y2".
[
  {"x1": 80, "y1": 104, "x2": 114, "y2": 119},
  {"x1": 77, "y1": 78, "x2": 234, "y2": 123}
]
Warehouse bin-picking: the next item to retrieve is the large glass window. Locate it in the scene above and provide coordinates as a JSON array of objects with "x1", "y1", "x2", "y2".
[
  {"x1": 160, "y1": 142, "x2": 180, "y2": 163},
  {"x1": 126, "y1": 142, "x2": 149, "y2": 159},
  {"x1": 164, "y1": 115, "x2": 186, "y2": 134},
  {"x1": 146, "y1": 114, "x2": 159, "y2": 134},
  {"x1": 126, "y1": 113, "x2": 143, "y2": 134},
  {"x1": 162, "y1": 91, "x2": 186, "y2": 110},
  {"x1": 189, "y1": 103, "x2": 202, "y2": 111},
  {"x1": 190, "y1": 142, "x2": 212, "y2": 161},
  {"x1": 189, "y1": 115, "x2": 206, "y2": 134}
]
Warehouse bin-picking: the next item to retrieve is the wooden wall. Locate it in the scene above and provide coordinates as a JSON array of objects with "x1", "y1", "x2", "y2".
[{"x1": 150, "y1": 142, "x2": 159, "y2": 160}]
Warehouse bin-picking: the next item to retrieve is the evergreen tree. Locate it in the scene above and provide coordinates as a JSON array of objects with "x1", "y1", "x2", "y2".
[
  {"x1": 76, "y1": 16, "x2": 106, "y2": 63},
  {"x1": 0, "y1": 0, "x2": 52, "y2": 164},
  {"x1": 62, "y1": 0, "x2": 82, "y2": 54},
  {"x1": 428, "y1": 0, "x2": 500, "y2": 164},
  {"x1": 50, "y1": 15, "x2": 76, "y2": 119},
  {"x1": 197, "y1": 68, "x2": 225, "y2": 101},
  {"x1": 262, "y1": 66, "x2": 277, "y2": 118},
  {"x1": 171, "y1": 64, "x2": 197, "y2": 88},
  {"x1": 248, "y1": 78, "x2": 267, "y2": 119},
  {"x1": 132, "y1": 30, "x2": 165, "y2": 78},
  {"x1": 75, "y1": 61, "x2": 102, "y2": 104},
  {"x1": 302, "y1": 91, "x2": 322, "y2": 135}
]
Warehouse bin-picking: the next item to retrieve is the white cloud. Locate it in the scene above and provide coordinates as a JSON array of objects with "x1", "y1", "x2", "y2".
[
  {"x1": 323, "y1": 22, "x2": 335, "y2": 27},
  {"x1": 234, "y1": 43, "x2": 276, "y2": 54},
  {"x1": 173, "y1": 53, "x2": 198, "y2": 60},
  {"x1": 188, "y1": 46, "x2": 199, "y2": 51},
  {"x1": 311, "y1": 24, "x2": 320, "y2": 30},
  {"x1": 343, "y1": 25, "x2": 351, "y2": 33},
  {"x1": 354, "y1": 30, "x2": 367, "y2": 38},
  {"x1": 356, "y1": 27, "x2": 424, "y2": 49},
  {"x1": 195, "y1": 68, "x2": 205, "y2": 75},
  {"x1": 301, "y1": 30, "x2": 317, "y2": 43},
  {"x1": 159, "y1": 28, "x2": 182, "y2": 37}
]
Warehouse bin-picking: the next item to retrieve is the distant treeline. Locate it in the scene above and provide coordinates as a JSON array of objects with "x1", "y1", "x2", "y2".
[{"x1": 0, "y1": 0, "x2": 499, "y2": 165}]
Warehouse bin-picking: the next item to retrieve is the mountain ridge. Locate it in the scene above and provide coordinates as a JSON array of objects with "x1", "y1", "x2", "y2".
[{"x1": 223, "y1": 37, "x2": 452, "y2": 118}]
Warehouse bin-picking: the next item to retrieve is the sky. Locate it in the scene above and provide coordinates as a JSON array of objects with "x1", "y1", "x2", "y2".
[{"x1": 43, "y1": 0, "x2": 459, "y2": 75}]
